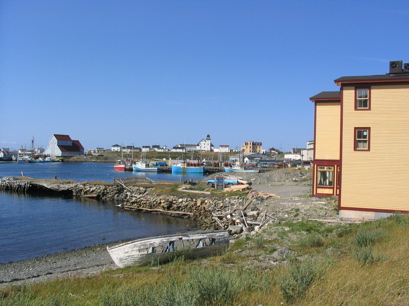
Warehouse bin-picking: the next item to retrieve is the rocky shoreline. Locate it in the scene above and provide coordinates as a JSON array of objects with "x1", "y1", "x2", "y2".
[{"x1": 1, "y1": 170, "x2": 339, "y2": 287}]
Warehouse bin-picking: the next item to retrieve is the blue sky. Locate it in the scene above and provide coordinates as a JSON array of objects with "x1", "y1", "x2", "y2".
[{"x1": 1, "y1": 1, "x2": 408, "y2": 152}]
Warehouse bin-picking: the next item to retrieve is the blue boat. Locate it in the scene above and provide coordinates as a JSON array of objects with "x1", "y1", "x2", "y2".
[
  {"x1": 171, "y1": 162, "x2": 205, "y2": 174},
  {"x1": 133, "y1": 161, "x2": 160, "y2": 172}
]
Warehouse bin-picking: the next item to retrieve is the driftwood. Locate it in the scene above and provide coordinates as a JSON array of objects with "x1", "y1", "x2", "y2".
[
  {"x1": 124, "y1": 206, "x2": 193, "y2": 216},
  {"x1": 241, "y1": 196, "x2": 255, "y2": 211},
  {"x1": 212, "y1": 216, "x2": 225, "y2": 229},
  {"x1": 241, "y1": 210, "x2": 249, "y2": 228},
  {"x1": 224, "y1": 184, "x2": 251, "y2": 192},
  {"x1": 81, "y1": 194, "x2": 98, "y2": 198}
]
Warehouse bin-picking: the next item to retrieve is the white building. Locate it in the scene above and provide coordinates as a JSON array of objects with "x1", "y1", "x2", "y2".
[
  {"x1": 111, "y1": 144, "x2": 122, "y2": 152},
  {"x1": 284, "y1": 153, "x2": 302, "y2": 160},
  {"x1": 301, "y1": 141, "x2": 314, "y2": 161},
  {"x1": 197, "y1": 134, "x2": 214, "y2": 152},
  {"x1": 44, "y1": 134, "x2": 84, "y2": 159}
]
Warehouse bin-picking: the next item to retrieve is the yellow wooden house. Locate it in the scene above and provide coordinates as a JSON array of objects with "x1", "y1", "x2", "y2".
[{"x1": 310, "y1": 60, "x2": 409, "y2": 220}]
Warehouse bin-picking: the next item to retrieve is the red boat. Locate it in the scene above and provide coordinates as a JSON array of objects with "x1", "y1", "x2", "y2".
[{"x1": 114, "y1": 160, "x2": 126, "y2": 171}]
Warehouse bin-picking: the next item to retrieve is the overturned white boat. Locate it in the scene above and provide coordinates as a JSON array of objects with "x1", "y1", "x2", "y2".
[{"x1": 107, "y1": 231, "x2": 230, "y2": 268}]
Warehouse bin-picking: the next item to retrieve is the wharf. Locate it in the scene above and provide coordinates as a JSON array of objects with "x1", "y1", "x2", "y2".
[{"x1": 124, "y1": 166, "x2": 224, "y2": 174}]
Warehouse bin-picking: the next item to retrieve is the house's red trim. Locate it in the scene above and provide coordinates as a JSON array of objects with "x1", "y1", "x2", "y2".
[
  {"x1": 335, "y1": 79, "x2": 409, "y2": 86},
  {"x1": 310, "y1": 98, "x2": 340, "y2": 103},
  {"x1": 339, "y1": 206, "x2": 409, "y2": 214},
  {"x1": 354, "y1": 86, "x2": 371, "y2": 111},
  {"x1": 339, "y1": 87, "x2": 344, "y2": 211}
]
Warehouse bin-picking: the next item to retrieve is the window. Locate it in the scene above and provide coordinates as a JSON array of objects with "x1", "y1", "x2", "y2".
[
  {"x1": 355, "y1": 87, "x2": 371, "y2": 110},
  {"x1": 354, "y1": 128, "x2": 370, "y2": 151},
  {"x1": 317, "y1": 166, "x2": 334, "y2": 187}
]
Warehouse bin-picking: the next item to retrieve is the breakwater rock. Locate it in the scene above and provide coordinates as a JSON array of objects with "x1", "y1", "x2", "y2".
[{"x1": 0, "y1": 177, "x2": 274, "y2": 233}]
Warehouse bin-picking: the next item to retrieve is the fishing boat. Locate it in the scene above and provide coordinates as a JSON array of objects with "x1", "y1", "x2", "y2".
[
  {"x1": 133, "y1": 160, "x2": 159, "y2": 172},
  {"x1": 171, "y1": 161, "x2": 205, "y2": 174},
  {"x1": 0, "y1": 149, "x2": 13, "y2": 161},
  {"x1": 114, "y1": 160, "x2": 127, "y2": 171},
  {"x1": 107, "y1": 231, "x2": 229, "y2": 268},
  {"x1": 224, "y1": 165, "x2": 259, "y2": 173}
]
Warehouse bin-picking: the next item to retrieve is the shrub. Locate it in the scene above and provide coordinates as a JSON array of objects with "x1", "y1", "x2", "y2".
[
  {"x1": 299, "y1": 233, "x2": 324, "y2": 248},
  {"x1": 279, "y1": 260, "x2": 321, "y2": 303},
  {"x1": 390, "y1": 213, "x2": 409, "y2": 225},
  {"x1": 355, "y1": 246, "x2": 384, "y2": 265},
  {"x1": 353, "y1": 228, "x2": 385, "y2": 247}
]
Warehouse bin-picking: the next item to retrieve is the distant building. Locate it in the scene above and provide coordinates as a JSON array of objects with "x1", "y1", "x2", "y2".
[
  {"x1": 111, "y1": 144, "x2": 122, "y2": 152},
  {"x1": 284, "y1": 153, "x2": 301, "y2": 160},
  {"x1": 242, "y1": 141, "x2": 262, "y2": 153},
  {"x1": 141, "y1": 146, "x2": 151, "y2": 152},
  {"x1": 44, "y1": 134, "x2": 84, "y2": 159},
  {"x1": 197, "y1": 134, "x2": 214, "y2": 152},
  {"x1": 214, "y1": 145, "x2": 229, "y2": 153},
  {"x1": 301, "y1": 141, "x2": 314, "y2": 161}
]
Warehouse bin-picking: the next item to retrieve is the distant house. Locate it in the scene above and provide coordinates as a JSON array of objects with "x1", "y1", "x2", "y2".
[
  {"x1": 301, "y1": 141, "x2": 314, "y2": 161},
  {"x1": 218, "y1": 145, "x2": 230, "y2": 153},
  {"x1": 171, "y1": 145, "x2": 186, "y2": 152},
  {"x1": 172, "y1": 144, "x2": 197, "y2": 152},
  {"x1": 142, "y1": 146, "x2": 151, "y2": 152},
  {"x1": 111, "y1": 144, "x2": 122, "y2": 152},
  {"x1": 44, "y1": 134, "x2": 84, "y2": 158},
  {"x1": 242, "y1": 141, "x2": 262, "y2": 153},
  {"x1": 284, "y1": 153, "x2": 301, "y2": 160},
  {"x1": 152, "y1": 145, "x2": 169, "y2": 152},
  {"x1": 197, "y1": 134, "x2": 214, "y2": 152}
]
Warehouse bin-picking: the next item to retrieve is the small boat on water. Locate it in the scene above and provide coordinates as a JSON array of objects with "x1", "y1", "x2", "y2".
[
  {"x1": 107, "y1": 231, "x2": 229, "y2": 268},
  {"x1": 133, "y1": 160, "x2": 164, "y2": 172},
  {"x1": 171, "y1": 162, "x2": 205, "y2": 174},
  {"x1": 114, "y1": 160, "x2": 127, "y2": 171},
  {"x1": 224, "y1": 165, "x2": 259, "y2": 173}
]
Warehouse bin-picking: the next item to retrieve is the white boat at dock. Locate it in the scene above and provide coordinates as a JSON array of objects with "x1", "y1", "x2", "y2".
[
  {"x1": 107, "y1": 231, "x2": 229, "y2": 268},
  {"x1": 224, "y1": 165, "x2": 259, "y2": 173}
]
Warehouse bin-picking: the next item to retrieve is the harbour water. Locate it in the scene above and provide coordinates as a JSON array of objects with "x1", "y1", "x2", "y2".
[{"x1": 0, "y1": 162, "x2": 205, "y2": 264}]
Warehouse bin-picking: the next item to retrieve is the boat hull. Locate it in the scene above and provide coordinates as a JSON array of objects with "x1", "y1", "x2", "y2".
[
  {"x1": 107, "y1": 231, "x2": 229, "y2": 268},
  {"x1": 133, "y1": 166, "x2": 158, "y2": 172},
  {"x1": 133, "y1": 161, "x2": 159, "y2": 172},
  {"x1": 224, "y1": 167, "x2": 259, "y2": 173},
  {"x1": 171, "y1": 165, "x2": 205, "y2": 174}
]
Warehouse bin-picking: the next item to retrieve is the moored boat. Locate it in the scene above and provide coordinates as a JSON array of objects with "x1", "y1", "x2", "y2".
[
  {"x1": 224, "y1": 165, "x2": 259, "y2": 173},
  {"x1": 0, "y1": 149, "x2": 13, "y2": 161},
  {"x1": 171, "y1": 162, "x2": 205, "y2": 174},
  {"x1": 133, "y1": 160, "x2": 160, "y2": 172},
  {"x1": 114, "y1": 160, "x2": 127, "y2": 171},
  {"x1": 107, "y1": 231, "x2": 229, "y2": 268}
]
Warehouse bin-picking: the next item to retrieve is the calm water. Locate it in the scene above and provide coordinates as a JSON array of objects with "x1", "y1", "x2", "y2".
[{"x1": 0, "y1": 162, "x2": 204, "y2": 263}]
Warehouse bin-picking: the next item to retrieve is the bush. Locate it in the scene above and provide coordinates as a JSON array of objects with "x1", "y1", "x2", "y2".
[
  {"x1": 390, "y1": 213, "x2": 409, "y2": 225},
  {"x1": 299, "y1": 233, "x2": 324, "y2": 248},
  {"x1": 353, "y1": 228, "x2": 385, "y2": 247},
  {"x1": 100, "y1": 267, "x2": 243, "y2": 306},
  {"x1": 279, "y1": 260, "x2": 321, "y2": 303},
  {"x1": 355, "y1": 246, "x2": 384, "y2": 265}
]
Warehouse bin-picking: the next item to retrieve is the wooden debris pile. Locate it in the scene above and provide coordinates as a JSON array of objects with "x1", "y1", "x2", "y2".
[{"x1": 212, "y1": 191, "x2": 281, "y2": 235}]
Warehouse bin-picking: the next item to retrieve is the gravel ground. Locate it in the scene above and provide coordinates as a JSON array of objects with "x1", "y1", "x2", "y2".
[
  {"x1": 0, "y1": 243, "x2": 118, "y2": 288},
  {"x1": 1, "y1": 169, "x2": 334, "y2": 288}
]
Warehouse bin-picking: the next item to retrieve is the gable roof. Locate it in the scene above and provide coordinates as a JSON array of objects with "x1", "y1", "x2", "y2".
[
  {"x1": 334, "y1": 73, "x2": 409, "y2": 85},
  {"x1": 59, "y1": 141, "x2": 83, "y2": 153},
  {"x1": 54, "y1": 134, "x2": 72, "y2": 141},
  {"x1": 310, "y1": 91, "x2": 340, "y2": 102}
]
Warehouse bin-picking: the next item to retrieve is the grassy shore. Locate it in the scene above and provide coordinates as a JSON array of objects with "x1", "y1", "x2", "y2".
[{"x1": 1, "y1": 213, "x2": 408, "y2": 305}]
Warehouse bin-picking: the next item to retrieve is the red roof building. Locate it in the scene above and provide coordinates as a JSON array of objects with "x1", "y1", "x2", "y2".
[{"x1": 44, "y1": 134, "x2": 84, "y2": 158}]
